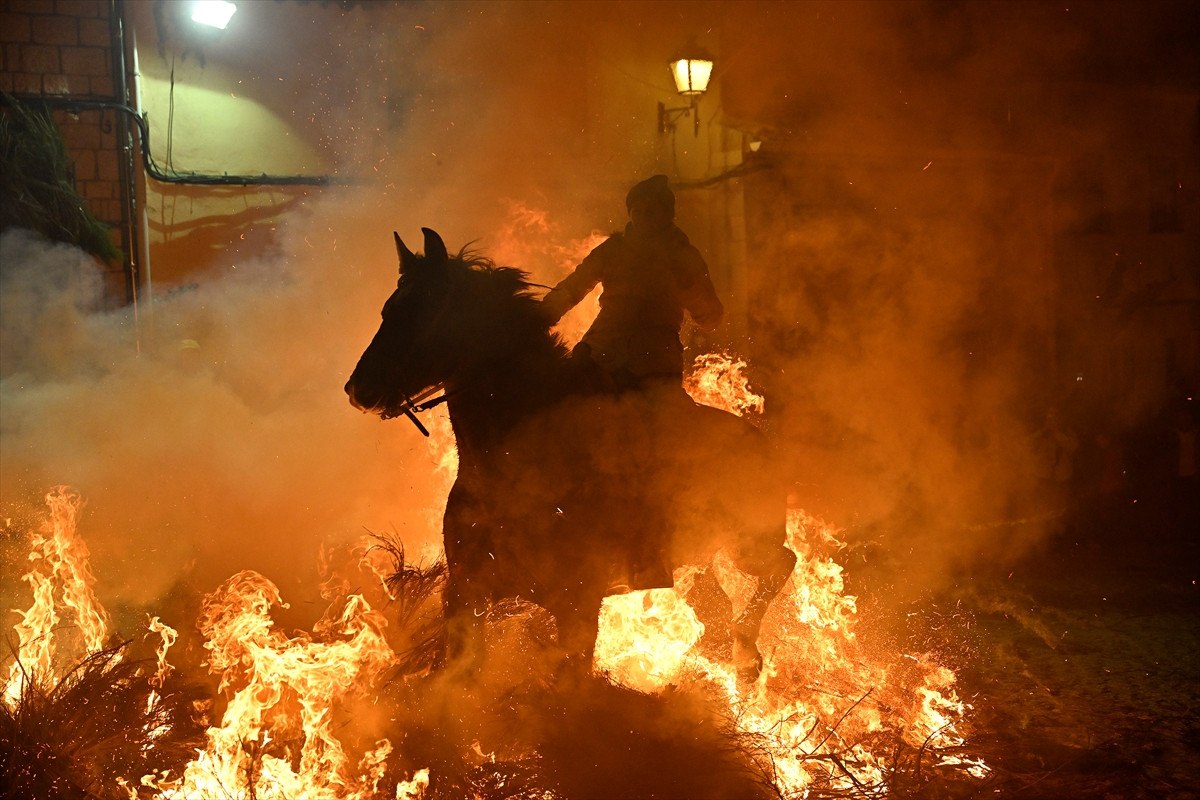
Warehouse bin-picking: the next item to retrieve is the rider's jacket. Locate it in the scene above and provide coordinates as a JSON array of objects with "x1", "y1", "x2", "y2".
[{"x1": 542, "y1": 223, "x2": 723, "y2": 381}]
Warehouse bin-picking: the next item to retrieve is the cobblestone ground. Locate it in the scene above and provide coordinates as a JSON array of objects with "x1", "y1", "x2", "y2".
[{"x1": 904, "y1": 509, "x2": 1199, "y2": 800}]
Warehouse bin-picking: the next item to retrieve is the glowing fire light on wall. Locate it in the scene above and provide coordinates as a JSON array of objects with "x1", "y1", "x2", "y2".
[{"x1": 191, "y1": 0, "x2": 237, "y2": 30}]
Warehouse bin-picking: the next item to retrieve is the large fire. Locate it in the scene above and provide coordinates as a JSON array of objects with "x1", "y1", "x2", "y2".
[
  {"x1": 4, "y1": 486, "x2": 109, "y2": 708},
  {"x1": 148, "y1": 572, "x2": 398, "y2": 799},
  {"x1": 598, "y1": 354, "x2": 988, "y2": 792},
  {"x1": 2, "y1": 355, "x2": 986, "y2": 798}
]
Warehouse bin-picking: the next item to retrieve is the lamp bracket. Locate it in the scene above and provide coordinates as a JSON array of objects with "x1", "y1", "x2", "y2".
[{"x1": 658, "y1": 100, "x2": 701, "y2": 137}]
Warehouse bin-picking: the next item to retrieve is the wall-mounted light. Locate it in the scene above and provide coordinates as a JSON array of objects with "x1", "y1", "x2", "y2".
[
  {"x1": 191, "y1": 0, "x2": 237, "y2": 30},
  {"x1": 658, "y1": 49, "x2": 714, "y2": 138},
  {"x1": 669, "y1": 57, "x2": 714, "y2": 97}
]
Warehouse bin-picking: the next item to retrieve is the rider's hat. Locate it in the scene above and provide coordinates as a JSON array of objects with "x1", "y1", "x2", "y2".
[{"x1": 626, "y1": 174, "x2": 675, "y2": 215}]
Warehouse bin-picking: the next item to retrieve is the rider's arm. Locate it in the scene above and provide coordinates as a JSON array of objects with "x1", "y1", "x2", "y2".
[
  {"x1": 541, "y1": 241, "x2": 608, "y2": 323},
  {"x1": 678, "y1": 246, "x2": 723, "y2": 331}
]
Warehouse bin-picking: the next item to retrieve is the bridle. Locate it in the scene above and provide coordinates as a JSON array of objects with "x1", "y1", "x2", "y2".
[
  {"x1": 373, "y1": 274, "x2": 470, "y2": 437},
  {"x1": 379, "y1": 382, "x2": 458, "y2": 437},
  {"x1": 370, "y1": 247, "x2": 545, "y2": 438}
]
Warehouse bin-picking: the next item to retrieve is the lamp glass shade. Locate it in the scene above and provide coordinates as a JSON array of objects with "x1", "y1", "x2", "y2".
[
  {"x1": 670, "y1": 58, "x2": 713, "y2": 96},
  {"x1": 191, "y1": 0, "x2": 237, "y2": 29}
]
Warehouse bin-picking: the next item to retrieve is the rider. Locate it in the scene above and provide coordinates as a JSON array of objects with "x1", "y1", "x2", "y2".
[
  {"x1": 542, "y1": 175, "x2": 725, "y2": 593},
  {"x1": 541, "y1": 175, "x2": 724, "y2": 396}
]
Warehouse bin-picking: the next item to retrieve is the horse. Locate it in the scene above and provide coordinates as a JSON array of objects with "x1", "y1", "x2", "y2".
[{"x1": 345, "y1": 228, "x2": 796, "y2": 680}]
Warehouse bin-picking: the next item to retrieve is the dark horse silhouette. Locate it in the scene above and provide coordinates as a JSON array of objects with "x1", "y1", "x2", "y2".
[{"x1": 345, "y1": 228, "x2": 796, "y2": 678}]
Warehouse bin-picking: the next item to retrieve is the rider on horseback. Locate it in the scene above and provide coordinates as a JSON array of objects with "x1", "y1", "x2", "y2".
[
  {"x1": 346, "y1": 224, "x2": 794, "y2": 682},
  {"x1": 540, "y1": 176, "x2": 732, "y2": 603},
  {"x1": 541, "y1": 175, "x2": 724, "y2": 395}
]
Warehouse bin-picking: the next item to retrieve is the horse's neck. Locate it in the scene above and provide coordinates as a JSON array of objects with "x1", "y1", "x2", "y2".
[{"x1": 447, "y1": 333, "x2": 571, "y2": 454}]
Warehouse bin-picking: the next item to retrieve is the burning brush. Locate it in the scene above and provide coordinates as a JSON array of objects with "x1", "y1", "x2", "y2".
[
  {"x1": 2, "y1": 643, "x2": 205, "y2": 800},
  {"x1": 1, "y1": 357, "x2": 990, "y2": 799},
  {"x1": 1, "y1": 488, "x2": 204, "y2": 800}
]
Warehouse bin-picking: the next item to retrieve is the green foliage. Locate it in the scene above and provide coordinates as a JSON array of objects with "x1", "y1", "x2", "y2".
[{"x1": 0, "y1": 94, "x2": 122, "y2": 262}]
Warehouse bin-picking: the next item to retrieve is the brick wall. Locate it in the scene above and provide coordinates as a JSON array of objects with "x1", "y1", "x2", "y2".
[
  {"x1": 2, "y1": 0, "x2": 116, "y2": 97},
  {"x1": 2, "y1": 0, "x2": 130, "y2": 304}
]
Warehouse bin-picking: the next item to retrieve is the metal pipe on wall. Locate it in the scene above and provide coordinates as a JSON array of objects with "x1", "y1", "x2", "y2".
[
  {"x1": 12, "y1": 94, "x2": 347, "y2": 189},
  {"x1": 127, "y1": 14, "x2": 153, "y2": 309},
  {"x1": 111, "y1": 0, "x2": 141, "y2": 323}
]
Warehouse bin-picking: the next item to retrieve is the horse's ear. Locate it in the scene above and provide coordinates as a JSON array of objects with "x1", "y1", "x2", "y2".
[
  {"x1": 394, "y1": 231, "x2": 418, "y2": 275},
  {"x1": 421, "y1": 228, "x2": 448, "y2": 264}
]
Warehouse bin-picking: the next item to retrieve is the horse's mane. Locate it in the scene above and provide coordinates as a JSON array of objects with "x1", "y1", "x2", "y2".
[
  {"x1": 450, "y1": 246, "x2": 565, "y2": 333},
  {"x1": 452, "y1": 248, "x2": 543, "y2": 304},
  {"x1": 445, "y1": 247, "x2": 571, "y2": 368}
]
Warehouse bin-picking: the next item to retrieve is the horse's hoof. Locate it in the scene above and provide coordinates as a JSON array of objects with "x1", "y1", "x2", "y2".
[
  {"x1": 732, "y1": 636, "x2": 763, "y2": 685},
  {"x1": 735, "y1": 652, "x2": 763, "y2": 685}
]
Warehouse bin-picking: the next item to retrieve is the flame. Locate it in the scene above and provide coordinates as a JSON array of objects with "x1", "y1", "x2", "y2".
[
  {"x1": 424, "y1": 405, "x2": 459, "y2": 514},
  {"x1": 595, "y1": 504, "x2": 990, "y2": 793},
  {"x1": 547, "y1": 231, "x2": 607, "y2": 348},
  {"x1": 2, "y1": 488, "x2": 424, "y2": 798},
  {"x1": 3, "y1": 344, "x2": 986, "y2": 794},
  {"x1": 594, "y1": 574, "x2": 706, "y2": 692},
  {"x1": 592, "y1": 355, "x2": 989, "y2": 793},
  {"x1": 395, "y1": 767, "x2": 430, "y2": 800},
  {"x1": 147, "y1": 615, "x2": 178, "y2": 688},
  {"x1": 490, "y1": 199, "x2": 607, "y2": 347},
  {"x1": 147, "y1": 570, "x2": 406, "y2": 799},
  {"x1": 683, "y1": 352, "x2": 766, "y2": 418},
  {"x1": 4, "y1": 486, "x2": 110, "y2": 707}
]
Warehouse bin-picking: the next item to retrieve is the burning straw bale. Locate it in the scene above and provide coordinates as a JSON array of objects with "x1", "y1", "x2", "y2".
[
  {"x1": 0, "y1": 643, "x2": 205, "y2": 800},
  {"x1": 0, "y1": 471, "x2": 990, "y2": 798}
]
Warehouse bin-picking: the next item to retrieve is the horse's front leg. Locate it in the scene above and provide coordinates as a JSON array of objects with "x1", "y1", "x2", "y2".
[
  {"x1": 549, "y1": 597, "x2": 600, "y2": 671},
  {"x1": 442, "y1": 482, "x2": 494, "y2": 669},
  {"x1": 731, "y1": 535, "x2": 796, "y2": 683}
]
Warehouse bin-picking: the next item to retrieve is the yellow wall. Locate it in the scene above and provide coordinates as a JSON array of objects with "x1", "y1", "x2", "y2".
[
  {"x1": 129, "y1": 4, "x2": 331, "y2": 290},
  {"x1": 125, "y1": 1, "x2": 748, "y2": 326}
]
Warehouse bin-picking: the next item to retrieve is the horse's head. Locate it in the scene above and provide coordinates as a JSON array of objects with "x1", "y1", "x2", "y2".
[
  {"x1": 347, "y1": 227, "x2": 558, "y2": 434},
  {"x1": 345, "y1": 228, "x2": 461, "y2": 426}
]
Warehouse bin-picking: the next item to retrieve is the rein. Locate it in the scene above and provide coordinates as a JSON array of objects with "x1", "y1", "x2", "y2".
[{"x1": 381, "y1": 383, "x2": 461, "y2": 437}]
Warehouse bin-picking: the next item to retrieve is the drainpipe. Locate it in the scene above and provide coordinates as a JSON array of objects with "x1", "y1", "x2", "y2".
[
  {"x1": 111, "y1": 0, "x2": 141, "y2": 327},
  {"x1": 128, "y1": 14, "x2": 153, "y2": 312},
  {"x1": 11, "y1": 1, "x2": 350, "y2": 321}
]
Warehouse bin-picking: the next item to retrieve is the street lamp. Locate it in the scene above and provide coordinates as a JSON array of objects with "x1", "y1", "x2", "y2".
[
  {"x1": 191, "y1": 1, "x2": 237, "y2": 30},
  {"x1": 658, "y1": 50, "x2": 714, "y2": 137},
  {"x1": 670, "y1": 57, "x2": 714, "y2": 97}
]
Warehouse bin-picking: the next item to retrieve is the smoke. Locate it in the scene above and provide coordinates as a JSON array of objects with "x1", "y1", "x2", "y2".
[
  {"x1": 3, "y1": 0, "x2": 1194, "y2": 636},
  {"x1": 0, "y1": 1, "x2": 652, "y2": 636},
  {"x1": 3, "y1": 4, "x2": 1193, "y2": 795},
  {"x1": 711, "y1": 0, "x2": 1198, "y2": 601},
  {"x1": 0, "y1": 219, "x2": 447, "y2": 624}
]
